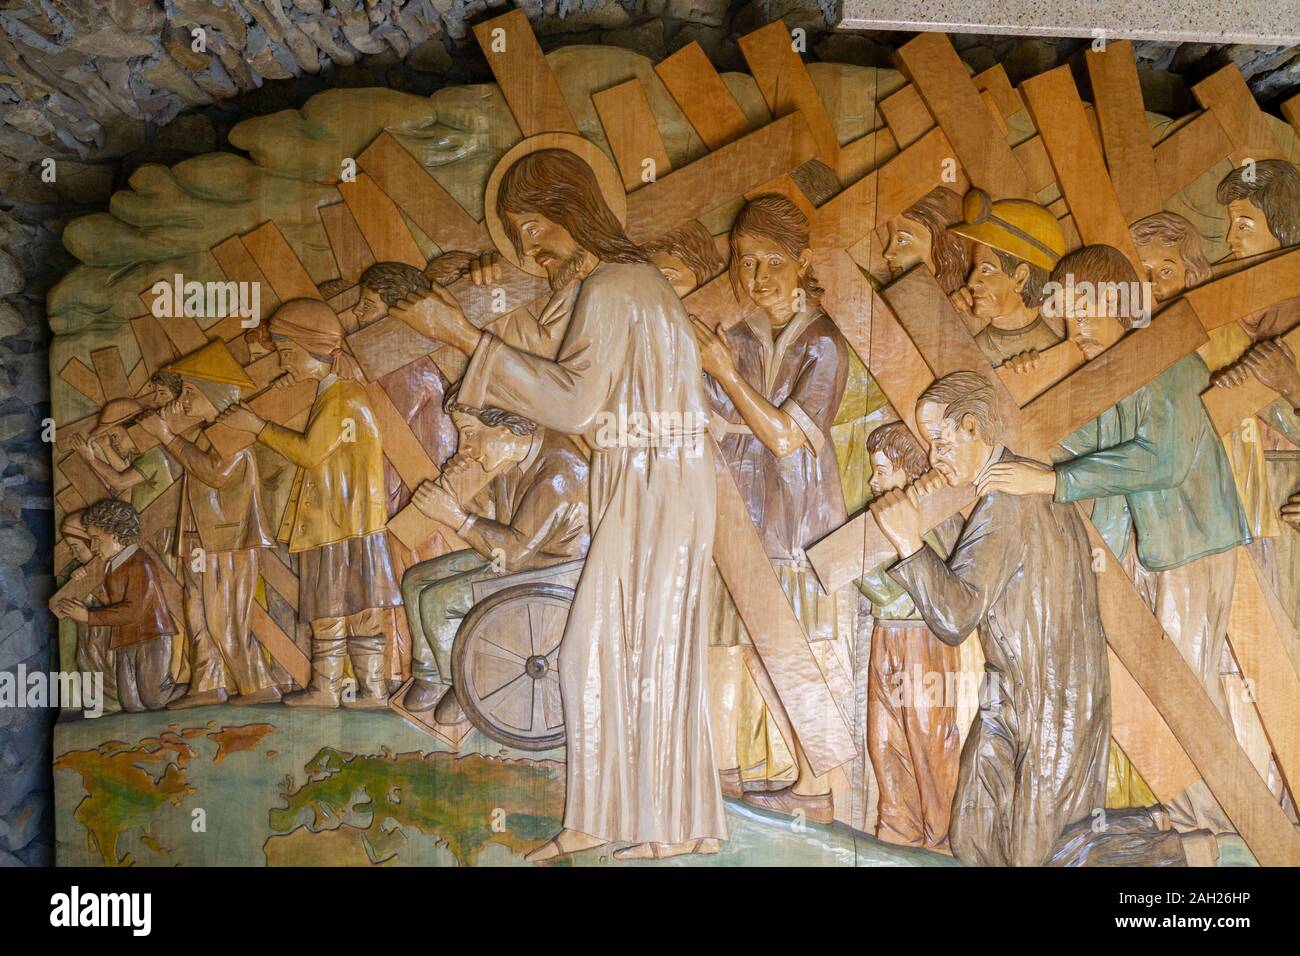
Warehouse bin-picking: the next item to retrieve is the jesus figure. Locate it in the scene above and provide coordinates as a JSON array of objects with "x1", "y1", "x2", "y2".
[{"x1": 392, "y1": 148, "x2": 726, "y2": 862}]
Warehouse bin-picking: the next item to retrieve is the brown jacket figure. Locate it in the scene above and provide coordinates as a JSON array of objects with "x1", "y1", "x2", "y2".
[
  {"x1": 92, "y1": 545, "x2": 176, "y2": 650},
  {"x1": 59, "y1": 499, "x2": 182, "y2": 713},
  {"x1": 145, "y1": 341, "x2": 285, "y2": 709}
]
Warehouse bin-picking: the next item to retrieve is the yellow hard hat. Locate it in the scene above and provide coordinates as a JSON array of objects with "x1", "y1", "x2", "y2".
[{"x1": 949, "y1": 189, "x2": 1066, "y2": 273}]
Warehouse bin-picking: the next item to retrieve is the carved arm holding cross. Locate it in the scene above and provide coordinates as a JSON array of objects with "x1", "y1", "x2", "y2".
[{"x1": 1214, "y1": 336, "x2": 1300, "y2": 527}]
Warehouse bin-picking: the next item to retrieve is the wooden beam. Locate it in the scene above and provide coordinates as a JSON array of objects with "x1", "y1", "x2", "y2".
[
  {"x1": 240, "y1": 222, "x2": 320, "y2": 303},
  {"x1": 348, "y1": 262, "x2": 549, "y2": 381},
  {"x1": 1186, "y1": 248, "x2": 1300, "y2": 332},
  {"x1": 894, "y1": 32, "x2": 1032, "y2": 200},
  {"x1": 1199, "y1": 297, "x2": 1300, "y2": 435},
  {"x1": 1018, "y1": 300, "x2": 1207, "y2": 453},
  {"x1": 211, "y1": 235, "x2": 281, "y2": 327},
  {"x1": 812, "y1": 127, "x2": 966, "y2": 249},
  {"x1": 357, "y1": 132, "x2": 489, "y2": 252},
  {"x1": 129, "y1": 315, "x2": 180, "y2": 376},
  {"x1": 387, "y1": 456, "x2": 490, "y2": 554},
  {"x1": 836, "y1": 127, "x2": 899, "y2": 184},
  {"x1": 973, "y1": 64, "x2": 1025, "y2": 120},
  {"x1": 996, "y1": 339, "x2": 1087, "y2": 405},
  {"x1": 1020, "y1": 65, "x2": 1143, "y2": 273},
  {"x1": 249, "y1": 600, "x2": 310, "y2": 688},
  {"x1": 1283, "y1": 93, "x2": 1300, "y2": 133},
  {"x1": 348, "y1": 316, "x2": 441, "y2": 383},
  {"x1": 127, "y1": 360, "x2": 147, "y2": 396},
  {"x1": 364, "y1": 381, "x2": 440, "y2": 490},
  {"x1": 624, "y1": 111, "x2": 816, "y2": 243},
  {"x1": 809, "y1": 285, "x2": 1204, "y2": 593},
  {"x1": 1193, "y1": 64, "x2": 1287, "y2": 163},
  {"x1": 257, "y1": 548, "x2": 298, "y2": 612},
  {"x1": 472, "y1": 9, "x2": 577, "y2": 137},
  {"x1": 138, "y1": 286, "x2": 208, "y2": 354},
  {"x1": 654, "y1": 41, "x2": 751, "y2": 150},
  {"x1": 203, "y1": 378, "x2": 318, "y2": 460},
  {"x1": 58, "y1": 451, "x2": 110, "y2": 509},
  {"x1": 1107, "y1": 646, "x2": 1201, "y2": 799},
  {"x1": 1012, "y1": 136, "x2": 1058, "y2": 195},
  {"x1": 59, "y1": 357, "x2": 104, "y2": 406},
  {"x1": 339, "y1": 173, "x2": 424, "y2": 268},
  {"x1": 592, "y1": 78, "x2": 672, "y2": 193},
  {"x1": 738, "y1": 21, "x2": 840, "y2": 173},
  {"x1": 1085, "y1": 40, "x2": 1160, "y2": 222},
  {"x1": 877, "y1": 84, "x2": 933, "y2": 148},
  {"x1": 1229, "y1": 550, "x2": 1300, "y2": 798},
  {"x1": 1084, "y1": 517, "x2": 1298, "y2": 865},
  {"x1": 711, "y1": 452, "x2": 857, "y2": 774},
  {"x1": 843, "y1": 266, "x2": 1296, "y2": 863},
  {"x1": 318, "y1": 201, "x2": 376, "y2": 286},
  {"x1": 1152, "y1": 111, "x2": 1234, "y2": 201},
  {"x1": 89, "y1": 346, "x2": 130, "y2": 401},
  {"x1": 979, "y1": 91, "x2": 1009, "y2": 138}
]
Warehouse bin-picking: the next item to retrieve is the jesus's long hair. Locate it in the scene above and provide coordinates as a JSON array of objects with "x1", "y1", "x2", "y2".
[{"x1": 496, "y1": 149, "x2": 648, "y2": 264}]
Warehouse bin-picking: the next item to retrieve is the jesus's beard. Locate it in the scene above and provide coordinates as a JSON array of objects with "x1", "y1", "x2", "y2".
[{"x1": 542, "y1": 249, "x2": 591, "y2": 291}]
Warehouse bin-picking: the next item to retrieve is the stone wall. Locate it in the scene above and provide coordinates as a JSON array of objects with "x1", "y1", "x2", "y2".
[
  {"x1": 0, "y1": 0, "x2": 1297, "y2": 868},
  {"x1": 2, "y1": 0, "x2": 1298, "y2": 182}
]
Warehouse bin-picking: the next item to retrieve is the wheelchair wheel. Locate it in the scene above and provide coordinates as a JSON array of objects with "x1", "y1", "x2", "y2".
[{"x1": 451, "y1": 582, "x2": 572, "y2": 751}]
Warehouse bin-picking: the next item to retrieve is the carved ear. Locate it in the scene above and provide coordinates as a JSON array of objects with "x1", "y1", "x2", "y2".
[
  {"x1": 1012, "y1": 261, "x2": 1031, "y2": 292},
  {"x1": 960, "y1": 413, "x2": 981, "y2": 437},
  {"x1": 797, "y1": 248, "x2": 813, "y2": 276}
]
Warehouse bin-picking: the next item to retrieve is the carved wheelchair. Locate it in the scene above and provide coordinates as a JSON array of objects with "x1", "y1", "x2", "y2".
[{"x1": 449, "y1": 558, "x2": 582, "y2": 751}]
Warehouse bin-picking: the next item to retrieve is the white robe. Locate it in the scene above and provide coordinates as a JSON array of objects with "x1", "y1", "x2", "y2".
[{"x1": 460, "y1": 259, "x2": 726, "y2": 844}]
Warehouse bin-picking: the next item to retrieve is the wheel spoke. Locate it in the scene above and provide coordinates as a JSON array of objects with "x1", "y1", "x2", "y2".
[
  {"x1": 530, "y1": 678, "x2": 545, "y2": 733},
  {"x1": 480, "y1": 637, "x2": 526, "y2": 663},
  {"x1": 483, "y1": 672, "x2": 533, "y2": 730},
  {"x1": 471, "y1": 651, "x2": 525, "y2": 699}
]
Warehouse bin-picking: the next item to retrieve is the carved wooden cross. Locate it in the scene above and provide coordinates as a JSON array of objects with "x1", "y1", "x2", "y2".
[{"x1": 805, "y1": 264, "x2": 1299, "y2": 865}]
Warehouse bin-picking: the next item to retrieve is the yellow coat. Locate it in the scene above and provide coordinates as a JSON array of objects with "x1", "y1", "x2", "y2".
[{"x1": 260, "y1": 377, "x2": 388, "y2": 553}]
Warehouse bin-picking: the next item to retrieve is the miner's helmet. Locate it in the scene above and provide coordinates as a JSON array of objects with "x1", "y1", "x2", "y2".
[
  {"x1": 949, "y1": 188, "x2": 1066, "y2": 273},
  {"x1": 90, "y1": 397, "x2": 145, "y2": 437}
]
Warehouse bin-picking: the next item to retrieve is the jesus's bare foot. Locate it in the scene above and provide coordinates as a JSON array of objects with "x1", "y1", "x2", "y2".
[
  {"x1": 612, "y1": 838, "x2": 721, "y2": 861},
  {"x1": 524, "y1": 828, "x2": 607, "y2": 863}
]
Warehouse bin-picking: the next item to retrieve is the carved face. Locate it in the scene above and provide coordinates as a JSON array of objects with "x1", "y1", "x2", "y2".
[
  {"x1": 177, "y1": 381, "x2": 222, "y2": 423},
  {"x1": 66, "y1": 534, "x2": 93, "y2": 565},
  {"x1": 275, "y1": 338, "x2": 328, "y2": 384},
  {"x1": 86, "y1": 525, "x2": 125, "y2": 562},
  {"x1": 868, "y1": 450, "x2": 907, "y2": 496},
  {"x1": 650, "y1": 251, "x2": 699, "y2": 297},
  {"x1": 965, "y1": 243, "x2": 1026, "y2": 322},
  {"x1": 1134, "y1": 239, "x2": 1188, "y2": 300},
  {"x1": 506, "y1": 209, "x2": 583, "y2": 283},
  {"x1": 93, "y1": 426, "x2": 135, "y2": 466},
  {"x1": 143, "y1": 380, "x2": 177, "y2": 411},
  {"x1": 883, "y1": 213, "x2": 933, "y2": 276},
  {"x1": 733, "y1": 231, "x2": 808, "y2": 319},
  {"x1": 918, "y1": 401, "x2": 987, "y2": 487},
  {"x1": 452, "y1": 410, "x2": 526, "y2": 474},
  {"x1": 1063, "y1": 285, "x2": 1126, "y2": 360},
  {"x1": 354, "y1": 289, "x2": 388, "y2": 327},
  {"x1": 1225, "y1": 197, "x2": 1280, "y2": 259}
]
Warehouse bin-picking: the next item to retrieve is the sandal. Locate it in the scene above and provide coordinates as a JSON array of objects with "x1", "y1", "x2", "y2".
[
  {"x1": 613, "y1": 838, "x2": 721, "y2": 861},
  {"x1": 524, "y1": 829, "x2": 607, "y2": 863}
]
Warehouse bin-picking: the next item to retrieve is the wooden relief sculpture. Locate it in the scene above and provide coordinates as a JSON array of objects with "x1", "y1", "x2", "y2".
[{"x1": 46, "y1": 13, "x2": 1300, "y2": 869}]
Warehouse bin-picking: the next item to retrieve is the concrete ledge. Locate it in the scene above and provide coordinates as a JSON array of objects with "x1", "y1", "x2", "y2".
[{"x1": 837, "y1": 1, "x2": 1300, "y2": 46}]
